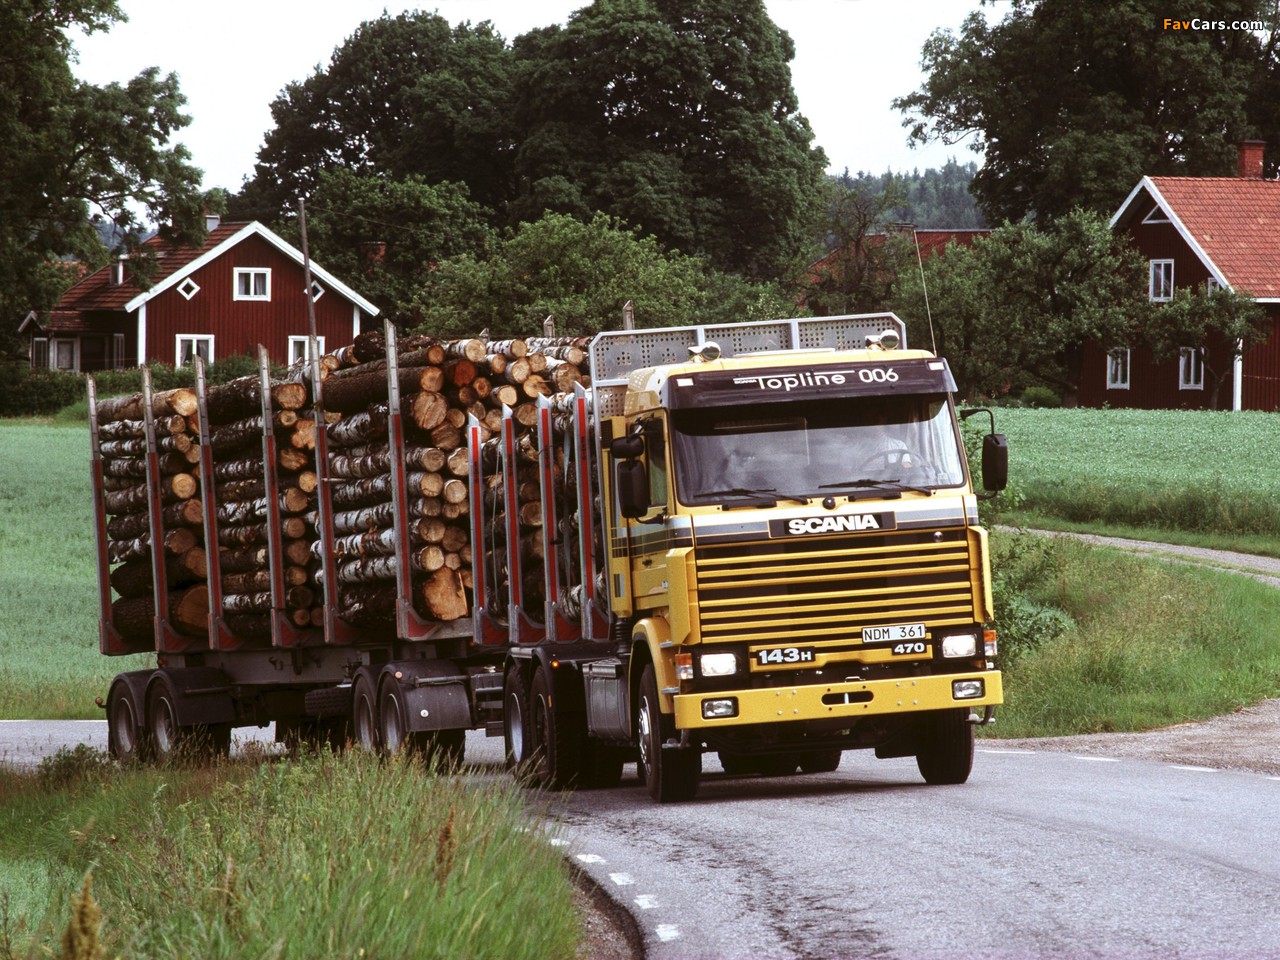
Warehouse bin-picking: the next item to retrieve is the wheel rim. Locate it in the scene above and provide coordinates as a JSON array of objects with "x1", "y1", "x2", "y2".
[
  {"x1": 381, "y1": 690, "x2": 404, "y2": 754},
  {"x1": 531, "y1": 691, "x2": 550, "y2": 779},
  {"x1": 505, "y1": 689, "x2": 524, "y2": 764},
  {"x1": 637, "y1": 696, "x2": 654, "y2": 775},
  {"x1": 151, "y1": 694, "x2": 176, "y2": 757},
  {"x1": 354, "y1": 692, "x2": 376, "y2": 750}
]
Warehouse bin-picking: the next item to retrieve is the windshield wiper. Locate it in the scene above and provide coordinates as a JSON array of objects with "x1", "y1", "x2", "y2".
[
  {"x1": 701, "y1": 486, "x2": 811, "y2": 505},
  {"x1": 818, "y1": 478, "x2": 934, "y2": 497}
]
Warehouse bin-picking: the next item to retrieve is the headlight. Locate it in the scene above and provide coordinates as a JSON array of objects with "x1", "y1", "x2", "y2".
[
  {"x1": 702, "y1": 698, "x2": 738, "y2": 719},
  {"x1": 941, "y1": 633, "x2": 979, "y2": 658},
  {"x1": 953, "y1": 679, "x2": 985, "y2": 700},
  {"x1": 699, "y1": 652, "x2": 739, "y2": 677}
]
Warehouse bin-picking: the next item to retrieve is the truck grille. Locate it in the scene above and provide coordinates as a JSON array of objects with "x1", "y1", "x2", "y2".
[{"x1": 694, "y1": 529, "x2": 976, "y2": 644}]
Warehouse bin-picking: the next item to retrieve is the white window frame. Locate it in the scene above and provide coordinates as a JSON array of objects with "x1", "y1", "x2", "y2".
[
  {"x1": 1106, "y1": 348, "x2": 1131, "y2": 390},
  {"x1": 176, "y1": 334, "x2": 215, "y2": 368},
  {"x1": 31, "y1": 337, "x2": 49, "y2": 369},
  {"x1": 309, "y1": 280, "x2": 325, "y2": 302},
  {"x1": 51, "y1": 337, "x2": 79, "y2": 372},
  {"x1": 233, "y1": 268, "x2": 271, "y2": 301},
  {"x1": 112, "y1": 332, "x2": 127, "y2": 369},
  {"x1": 1206, "y1": 277, "x2": 1222, "y2": 294},
  {"x1": 1149, "y1": 260, "x2": 1174, "y2": 302},
  {"x1": 288, "y1": 335, "x2": 326, "y2": 366},
  {"x1": 1142, "y1": 206, "x2": 1170, "y2": 224},
  {"x1": 177, "y1": 277, "x2": 201, "y2": 300},
  {"x1": 1179, "y1": 347, "x2": 1204, "y2": 390}
]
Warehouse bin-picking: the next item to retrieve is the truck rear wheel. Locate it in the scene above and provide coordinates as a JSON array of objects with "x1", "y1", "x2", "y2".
[
  {"x1": 378, "y1": 677, "x2": 411, "y2": 756},
  {"x1": 798, "y1": 749, "x2": 842, "y2": 774},
  {"x1": 352, "y1": 671, "x2": 379, "y2": 753},
  {"x1": 106, "y1": 681, "x2": 148, "y2": 764},
  {"x1": 529, "y1": 667, "x2": 586, "y2": 789},
  {"x1": 636, "y1": 664, "x2": 700, "y2": 803},
  {"x1": 916, "y1": 709, "x2": 974, "y2": 785},
  {"x1": 503, "y1": 667, "x2": 533, "y2": 775},
  {"x1": 145, "y1": 680, "x2": 230, "y2": 763}
]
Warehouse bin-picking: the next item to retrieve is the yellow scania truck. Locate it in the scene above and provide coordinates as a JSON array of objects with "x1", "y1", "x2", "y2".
[{"x1": 90, "y1": 313, "x2": 1005, "y2": 804}]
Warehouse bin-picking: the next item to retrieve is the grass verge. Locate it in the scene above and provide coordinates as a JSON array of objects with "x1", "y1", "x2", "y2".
[
  {"x1": 988, "y1": 532, "x2": 1280, "y2": 738},
  {"x1": 0, "y1": 749, "x2": 582, "y2": 960}
]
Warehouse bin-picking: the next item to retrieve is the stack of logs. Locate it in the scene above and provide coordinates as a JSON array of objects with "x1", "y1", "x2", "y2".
[
  {"x1": 203, "y1": 373, "x2": 315, "y2": 639},
  {"x1": 96, "y1": 387, "x2": 208, "y2": 644},
  {"x1": 96, "y1": 328, "x2": 596, "y2": 644},
  {"x1": 312, "y1": 330, "x2": 592, "y2": 628}
]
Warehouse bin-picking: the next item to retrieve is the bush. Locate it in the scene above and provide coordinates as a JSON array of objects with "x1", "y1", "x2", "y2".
[
  {"x1": 0, "y1": 364, "x2": 84, "y2": 417},
  {"x1": 1020, "y1": 385, "x2": 1061, "y2": 408},
  {"x1": 991, "y1": 531, "x2": 1075, "y2": 664}
]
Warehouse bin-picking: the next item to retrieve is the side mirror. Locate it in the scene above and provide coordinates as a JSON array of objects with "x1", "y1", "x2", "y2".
[
  {"x1": 611, "y1": 435, "x2": 644, "y2": 459},
  {"x1": 982, "y1": 434, "x2": 1008, "y2": 492},
  {"x1": 617, "y1": 460, "x2": 649, "y2": 519}
]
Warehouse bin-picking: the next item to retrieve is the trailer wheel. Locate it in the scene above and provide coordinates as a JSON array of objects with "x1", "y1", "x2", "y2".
[
  {"x1": 916, "y1": 709, "x2": 974, "y2": 785},
  {"x1": 503, "y1": 668, "x2": 533, "y2": 775},
  {"x1": 352, "y1": 671, "x2": 379, "y2": 753},
  {"x1": 798, "y1": 749, "x2": 842, "y2": 774},
  {"x1": 106, "y1": 681, "x2": 149, "y2": 764},
  {"x1": 529, "y1": 668, "x2": 586, "y2": 789},
  {"x1": 636, "y1": 664, "x2": 699, "y2": 803},
  {"x1": 378, "y1": 678, "x2": 411, "y2": 756},
  {"x1": 146, "y1": 681, "x2": 187, "y2": 763}
]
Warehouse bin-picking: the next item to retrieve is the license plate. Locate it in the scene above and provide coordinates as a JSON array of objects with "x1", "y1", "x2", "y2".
[
  {"x1": 753, "y1": 646, "x2": 816, "y2": 667},
  {"x1": 862, "y1": 622, "x2": 926, "y2": 644}
]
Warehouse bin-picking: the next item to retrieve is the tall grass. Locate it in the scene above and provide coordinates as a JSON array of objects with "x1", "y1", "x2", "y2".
[
  {"x1": 0, "y1": 422, "x2": 148, "y2": 718},
  {"x1": 991, "y1": 534, "x2": 1280, "y2": 737},
  {"x1": 992, "y1": 407, "x2": 1280, "y2": 539},
  {"x1": 0, "y1": 751, "x2": 581, "y2": 959}
]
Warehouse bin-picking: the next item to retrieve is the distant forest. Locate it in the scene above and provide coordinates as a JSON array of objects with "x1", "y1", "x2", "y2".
[{"x1": 832, "y1": 159, "x2": 986, "y2": 229}]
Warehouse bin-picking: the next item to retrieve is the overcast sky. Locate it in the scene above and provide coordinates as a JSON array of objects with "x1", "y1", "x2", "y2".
[{"x1": 69, "y1": 0, "x2": 1001, "y2": 192}]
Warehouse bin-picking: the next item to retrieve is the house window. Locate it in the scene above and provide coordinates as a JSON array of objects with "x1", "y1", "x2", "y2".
[
  {"x1": 1106, "y1": 349, "x2": 1130, "y2": 390},
  {"x1": 309, "y1": 281, "x2": 325, "y2": 302},
  {"x1": 1142, "y1": 206, "x2": 1170, "y2": 224},
  {"x1": 233, "y1": 268, "x2": 271, "y2": 301},
  {"x1": 1179, "y1": 347, "x2": 1204, "y2": 390},
  {"x1": 1206, "y1": 277, "x2": 1222, "y2": 294},
  {"x1": 31, "y1": 337, "x2": 49, "y2": 369},
  {"x1": 288, "y1": 335, "x2": 326, "y2": 366},
  {"x1": 177, "y1": 277, "x2": 201, "y2": 300},
  {"x1": 52, "y1": 338, "x2": 77, "y2": 371},
  {"x1": 112, "y1": 333, "x2": 126, "y2": 369},
  {"x1": 1149, "y1": 260, "x2": 1174, "y2": 301},
  {"x1": 176, "y1": 335, "x2": 214, "y2": 367}
]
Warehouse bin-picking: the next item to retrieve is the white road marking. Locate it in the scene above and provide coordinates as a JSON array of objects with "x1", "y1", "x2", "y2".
[
  {"x1": 576, "y1": 853, "x2": 606, "y2": 864},
  {"x1": 1072, "y1": 756, "x2": 1121, "y2": 763},
  {"x1": 634, "y1": 895, "x2": 659, "y2": 910},
  {"x1": 656, "y1": 925, "x2": 681, "y2": 942},
  {"x1": 549, "y1": 838, "x2": 568, "y2": 847},
  {"x1": 1171, "y1": 765, "x2": 1218, "y2": 773},
  {"x1": 609, "y1": 872, "x2": 635, "y2": 886},
  {"x1": 978, "y1": 748, "x2": 1038, "y2": 755}
]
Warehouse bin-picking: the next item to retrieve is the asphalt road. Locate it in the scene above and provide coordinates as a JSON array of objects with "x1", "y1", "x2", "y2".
[{"x1": 8, "y1": 722, "x2": 1280, "y2": 959}]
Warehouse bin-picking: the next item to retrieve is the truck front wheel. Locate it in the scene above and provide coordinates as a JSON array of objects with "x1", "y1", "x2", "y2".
[
  {"x1": 636, "y1": 664, "x2": 700, "y2": 803},
  {"x1": 915, "y1": 709, "x2": 974, "y2": 785}
]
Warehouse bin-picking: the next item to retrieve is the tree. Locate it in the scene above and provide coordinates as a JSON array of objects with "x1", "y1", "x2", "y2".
[
  {"x1": 894, "y1": 0, "x2": 1274, "y2": 223},
  {"x1": 893, "y1": 210, "x2": 1147, "y2": 401},
  {"x1": 407, "y1": 212, "x2": 796, "y2": 338},
  {"x1": 803, "y1": 178, "x2": 915, "y2": 316},
  {"x1": 1145, "y1": 286, "x2": 1268, "y2": 408},
  {"x1": 297, "y1": 170, "x2": 496, "y2": 319},
  {"x1": 1, "y1": 0, "x2": 205, "y2": 335},
  {"x1": 233, "y1": 13, "x2": 516, "y2": 222},
  {"x1": 510, "y1": 0, "x2": 827, "y2": 279}
]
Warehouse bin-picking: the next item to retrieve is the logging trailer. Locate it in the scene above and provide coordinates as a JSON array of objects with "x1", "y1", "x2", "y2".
[{"x1": 88, "y1": 313, "x2": 1008, "y2": 802}]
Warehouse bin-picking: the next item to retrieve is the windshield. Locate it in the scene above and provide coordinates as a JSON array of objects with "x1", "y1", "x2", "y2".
[{"x1": 669, "y1": 394, "x2": 966, "y2": 505}]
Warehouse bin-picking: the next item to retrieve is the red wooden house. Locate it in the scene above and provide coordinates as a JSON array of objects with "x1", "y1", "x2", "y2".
[
  {"x1": 19, "y1": 216, "x2": 379, "y2": 372},
  {"x1": 1078, "y1": 142, "x2": 1280, "y2": 411}
]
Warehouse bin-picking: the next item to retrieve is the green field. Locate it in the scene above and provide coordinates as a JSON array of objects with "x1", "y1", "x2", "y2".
[
  {"x1": 991, "y1": 407, "x2": 1280, "y2": 551},
  {"x1": 0, "y1": 422, "x2": 148, "y2": 718}
]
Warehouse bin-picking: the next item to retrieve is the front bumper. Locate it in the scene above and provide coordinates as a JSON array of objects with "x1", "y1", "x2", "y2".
[{"x1": 673, "y1": 670, "x2": 1003, "y2": 730}]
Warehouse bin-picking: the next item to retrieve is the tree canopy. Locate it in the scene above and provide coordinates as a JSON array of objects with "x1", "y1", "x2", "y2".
[
  {"x1": 1, "y1": 0, "x2": 205, "y2": 331},
  {"x1": 894, "y1": 0, "x2": 1277, "y2": 222}
]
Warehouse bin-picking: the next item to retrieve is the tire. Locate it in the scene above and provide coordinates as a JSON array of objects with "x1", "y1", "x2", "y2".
[
  {"x1": 106, "y1": 681, "x2": 149, "y2": 764},
  {"x1": 378, "y1": 677, "x2": 411, "y2": 756},
  {"x1": 916, "y1": 709, "x2": 975, "y2": 785},
  {"x1": 636, "y1": 664, "x2": 700, "y2": 803},
  {"x1": 146, "y1": 681, "x2": 185, "y2": 764},
  {"x1": 352, "y1": 671, "x2": 379, "y2": 753},
  {"x1": 529, "y1": 668, "x2": 586, "y2": 789},
  {"x1": 582, "y1": 742, "x2": 627, "y2": 789},
  {"x1": 798, "y1": 749, "x2": 842, "y2": 774},
  {"x1": 503, "y1": 667, "x2": 533, "y2": 775}
]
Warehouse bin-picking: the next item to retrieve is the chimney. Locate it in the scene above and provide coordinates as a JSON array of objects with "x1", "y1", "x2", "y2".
[
  {"x1": 110, "y1": 256, "x2": 126, "y2": 286},
  {"x1": 1237, "y1": 140, "x2": 1265, "y2": 179},
  {"x1": 205, "y1": 210, "x2": 222, "y2": 231}
]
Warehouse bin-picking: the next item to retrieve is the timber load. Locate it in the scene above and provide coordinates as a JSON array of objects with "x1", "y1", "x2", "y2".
[{"x1": 90, "y1": 328, "x2": 594, "y2": 651}]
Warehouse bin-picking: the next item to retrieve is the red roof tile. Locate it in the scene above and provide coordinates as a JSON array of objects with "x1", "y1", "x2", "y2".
[
  {"x1": 52, "y1": 222, "x2": 250, "y2": 313},
  {"x1": 1145, "y1": 177, "x2": 1280, "y2": 298}
]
